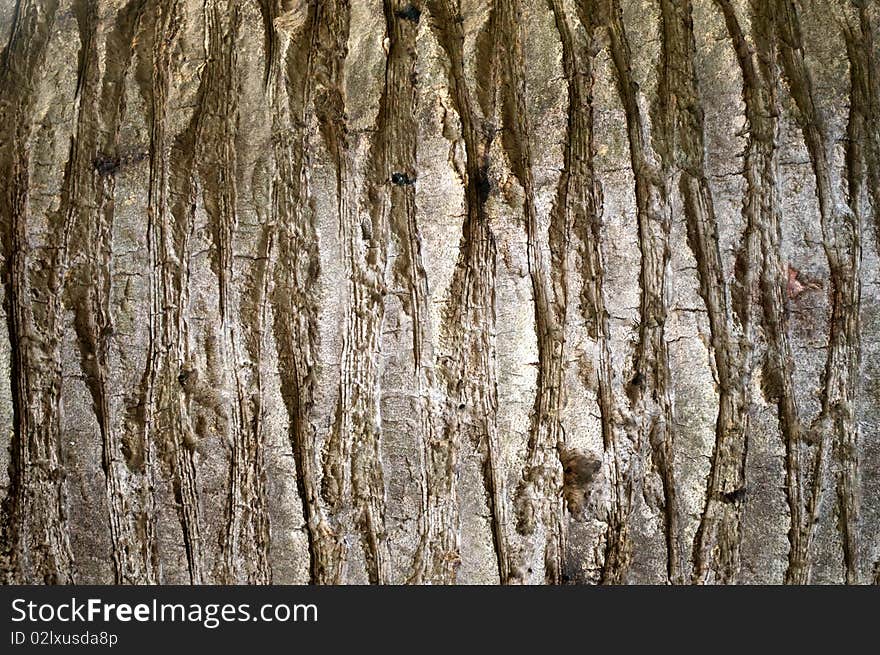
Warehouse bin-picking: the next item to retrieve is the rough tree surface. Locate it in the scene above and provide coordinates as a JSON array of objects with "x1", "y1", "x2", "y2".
[{"x1": 1, "y1": 0, "x2": 879, "y2": 585}]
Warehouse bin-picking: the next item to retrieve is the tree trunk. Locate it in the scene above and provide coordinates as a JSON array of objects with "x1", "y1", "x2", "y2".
[{"x1": 1, "y1": 0, "x2": 879, "y2": 585}]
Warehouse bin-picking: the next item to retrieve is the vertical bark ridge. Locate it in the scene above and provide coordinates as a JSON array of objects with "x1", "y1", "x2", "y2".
[
  {"x1": 137, "y1": 0, "x2": 205, "y2": 584},
  {"x1": 853, "y1": 7, "x2": 880, "y2": 261},
  {"x1": 312, "y1": 0, "x2": 351, "y2": 525},
  {"x1": 424, "y1": 0, "x2": 512, "y2": 583},
  {"x1": 65, "y1": 0, "x2": 159, "y2": 584},
  {"x1": 305, "y1": 0, "x2": 391, "y2": 585},
  {"x1": 851, "y1": 6, "x2": 880, "y2": 252},
  {"x1": 350, "y1": 0, "x2": 439, "y2": 586},
  {"x1": 475, "y1": 0, "x2": 568, "y2": 585},
  {"x1": 271, "y1": 4, "x2": 344, "y2": 584},
  {"x1": 96, "y1": 0, "x2": 161, "y2": 585},
  {"x1": 381, "y1": 2, "x2": 429, "y2": 377},
  {"x1": 189, "y1": 0, "x2": 271, "y2": 584},
  {"x1": 98, "y1": 0, "x2": 156, "y2": 584},
  {"x1": 406, "y1": 1, "x2": 471, "y2": 583},
  {"x1": 655, "y1": 0, "x2": 752, "y2": 584},
  {"x1": 0, "y1": 0, "x2": 71, "y2": 584},
  {"x1": 847, "y1": 2, "x2": 880, "y2": 586},
  {"x1": 841, "y1": 15, "x2": 871, "y2": 585},
  {"x1": 768, "y1": 0, "x2": 861, "y2": 584},
  {"x1": 585, "y1": 0, "x2": 682, "y2": 584},
  {"x1": 566, "y1": 0, "x2": 637, "y2": 586},
  {"x1": 257, "y1": 0, "x2": 281, "y2": 90},
  {"x1": 549, "y1": 0, "x2": 626, "y2": 585},
  {"x1": 714, "y1": 0, "x2": 803, "y2": 585},
  {"x1": 336, "y1": 4, "x2": 395, "y2": 586},
  {"x1": 366, "y1": 0, "x2": 427, "y2": 585}
]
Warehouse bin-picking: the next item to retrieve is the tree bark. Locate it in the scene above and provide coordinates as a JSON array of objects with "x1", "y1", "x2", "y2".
[{"x1": 1, "y1": 0, "x2": 879, "y2": 584}]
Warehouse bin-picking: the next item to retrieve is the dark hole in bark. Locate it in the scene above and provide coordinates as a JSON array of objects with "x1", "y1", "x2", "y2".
[
  {"x1": 625, "y1": 371, "x2": 644, "y2": 404},
  {"x1": 391, "y1": 171, "x2": 416, "y2": 186},
  {"x1": 477, "y1": 167, "x2": 491, "y2": 203},
  {"x1": 482, "y1": 121, "x2": 497, "y2": 144},
  {"x1": 93, "y1": 153, "x2": 120, "y2": 176},
  {"x1": 395, "y1": 4, "x2": 421, "y2": 22},
  {"x1": 721, "y1": 487, "x2": 747, "y2": 503}
]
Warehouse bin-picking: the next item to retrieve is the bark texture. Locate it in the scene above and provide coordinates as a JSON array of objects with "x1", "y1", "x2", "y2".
[{"x1": 1, "y1": 0, "x2": 879, "y2": 584}]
